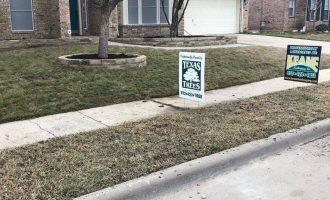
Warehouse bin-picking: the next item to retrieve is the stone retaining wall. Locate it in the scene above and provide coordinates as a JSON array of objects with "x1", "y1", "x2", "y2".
[
  {"x1": 58, "y1": 53, "x2": 147, "y2": 70},
  {"x1": 111, "y1": 36, "x2": 237, "y2": 47}
]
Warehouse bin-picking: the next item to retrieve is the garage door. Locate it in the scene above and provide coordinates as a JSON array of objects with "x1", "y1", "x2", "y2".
[{"x1": 184, "y1": 0, "x2": 238, "y2": 35}]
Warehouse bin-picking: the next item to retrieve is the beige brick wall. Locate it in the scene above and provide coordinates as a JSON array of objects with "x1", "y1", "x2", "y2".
[
  {"x1": 58, "y1": 0, "x2": 70, "y2": 38},
  {"x1": 117, "y1": 1, "x2": 184, "y2": 38}
]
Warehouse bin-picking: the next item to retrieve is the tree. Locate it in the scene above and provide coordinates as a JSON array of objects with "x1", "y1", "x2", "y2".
[
  {"x1": 94, "y1": 0, "x2": 123, "y2": 59},
  {"x1": 161, "y1": 0, "x2": 190, "y2": 37}
]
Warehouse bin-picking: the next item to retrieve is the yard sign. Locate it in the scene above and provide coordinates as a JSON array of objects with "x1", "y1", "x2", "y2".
[
  {"x1": 179, "y1": 52, "x2": 205, "y2": 102},
  {"x1": 284, "y1": 45, "x2": 322, "y2": 84}
]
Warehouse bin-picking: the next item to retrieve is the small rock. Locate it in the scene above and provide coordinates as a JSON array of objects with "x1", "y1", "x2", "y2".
[{"x1": 201, "y1": 195, "x2": 207, "y2": 199}]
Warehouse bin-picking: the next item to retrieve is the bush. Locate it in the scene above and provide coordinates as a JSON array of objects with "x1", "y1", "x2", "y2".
[{"x1": 315, "y1": 24, "x2": 329, "y2": 32}]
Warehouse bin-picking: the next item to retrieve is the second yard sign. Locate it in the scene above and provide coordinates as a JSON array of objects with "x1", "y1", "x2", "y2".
[
  {"x1": 179, "y1": 52, "x2": 205, "y2": 102},
  {"x1": 284, "y1": 45, "x2": 322, "y2": 84}
]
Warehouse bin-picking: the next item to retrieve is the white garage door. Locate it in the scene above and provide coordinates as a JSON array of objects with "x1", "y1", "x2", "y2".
[{"x1": 184, "y1": 0, "x2": 238, "y2": 35}]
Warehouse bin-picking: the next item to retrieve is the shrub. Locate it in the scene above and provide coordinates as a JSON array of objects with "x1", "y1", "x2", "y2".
[{"x1": 315, "y1": 24, "x2": 329, "y2": 32}]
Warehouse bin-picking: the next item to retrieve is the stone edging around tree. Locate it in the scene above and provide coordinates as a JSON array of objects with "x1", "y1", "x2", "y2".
[
  {"x1": 110, "y1": 35, "x2": 237, "y2": 47},
  {"x1": 58, "y1": 53, "x2": 147, "y2": 70}
]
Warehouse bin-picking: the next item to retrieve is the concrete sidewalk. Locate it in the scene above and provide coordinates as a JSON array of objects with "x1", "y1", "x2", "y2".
[
  {"x1": 1, "y1": 69, "x2": 330, "y2": 150},
  {"x1": 237, "y1": 34, "x2": 330, "y2": 54}
]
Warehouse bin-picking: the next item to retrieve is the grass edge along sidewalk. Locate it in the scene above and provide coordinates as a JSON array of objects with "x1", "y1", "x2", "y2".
[{"x1": 1, "y1": 81, "x2": 330, "y2": 200}]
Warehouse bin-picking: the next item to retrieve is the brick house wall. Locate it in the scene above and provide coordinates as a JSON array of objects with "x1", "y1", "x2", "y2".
[
  {"x1": 247, "y1": 0, "x2": 287, "y2": 31},
  {"x1": 283, "y1": 0, "x2": 307, "y2": 31},
  {"x1": 0, "y1": 0, "x2": 69, "y2": 39},
  {"x1": 245, "y1": 0, "x2": 328, "y2": 32}
]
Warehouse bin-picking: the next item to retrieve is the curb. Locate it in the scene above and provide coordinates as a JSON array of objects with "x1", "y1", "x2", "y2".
[{"x1": 76, "y1": 118, "x2": 330, "y2": 200}]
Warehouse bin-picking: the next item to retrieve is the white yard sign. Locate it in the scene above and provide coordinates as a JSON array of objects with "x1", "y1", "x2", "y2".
[{"x1": 179, "y1": 52, "x2": 205, "y2": 102}]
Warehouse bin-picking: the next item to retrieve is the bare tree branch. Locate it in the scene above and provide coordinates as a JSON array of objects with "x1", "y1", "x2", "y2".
[{"x1": 178, "y1": 0, "x2": 190, "y2": 25}]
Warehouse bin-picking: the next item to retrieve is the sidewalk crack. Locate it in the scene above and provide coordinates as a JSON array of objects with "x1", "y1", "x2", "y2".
[
  {"x1": 77, "y1": 111, "x2": 111, "y2": 128},
  {"x1": 29, "y1": 120, "x2": 56, "y2": 137},
  {"x1": 150, "y1": 99, "x2": 185, "y2": 110}
]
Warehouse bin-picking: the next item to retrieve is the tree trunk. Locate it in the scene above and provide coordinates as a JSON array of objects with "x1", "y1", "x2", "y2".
[
  {"x1": 98, "y1": 4, "x2": 111, "y2": 59},
  {"x1": 170, "y1": 24, "x2": 178, "y2": 37}
]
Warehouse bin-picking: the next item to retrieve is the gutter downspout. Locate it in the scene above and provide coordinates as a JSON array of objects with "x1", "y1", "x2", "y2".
[{"x1": 78, "y1": 0, "x2": 83, "y2": 35}]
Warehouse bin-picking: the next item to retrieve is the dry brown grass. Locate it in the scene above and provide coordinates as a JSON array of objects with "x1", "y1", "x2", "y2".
[{"x1": 1, "y1": 82, "x2": 330, "y2": 200}]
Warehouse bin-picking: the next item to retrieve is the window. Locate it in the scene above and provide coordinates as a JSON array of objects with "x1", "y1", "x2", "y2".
[
  {"x1": 142, "y1": 0, "x2": 157, "y2": 24},
  {"x1": 126, "y1": 0, "x2": 171, "y2": 25},
  {"x1": 128, "y1": 0, "x2": 138, "y2": 24},
  {"x1": 10, "y1": 0, "x2": 34, "y2": 31},
  {"x1": 324, "y1": 0, "x2": 330, "y2": 20},
  {"x1": 289, "y1": 0, "x2": 295, "y2": 17}
]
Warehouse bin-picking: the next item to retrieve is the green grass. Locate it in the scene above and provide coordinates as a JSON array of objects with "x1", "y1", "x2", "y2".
[
  {"x1": 1, "y1": 44, "x2": 330, "y2": 123},
  {"x1": 1, "y1": 82, "x2": 330, "y2": 200},
  {"x1": 247, "y1": 31, "x2": 330, "y2": 42}
]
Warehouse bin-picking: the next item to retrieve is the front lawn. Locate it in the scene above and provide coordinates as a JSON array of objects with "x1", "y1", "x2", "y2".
[
  {"x1": 1, "y1": 82, "x2": 330, "y2": 200},
  {"x1": 249, "y1": 31, "x2": 330, "y2": 42},
  {"x1": 1, "y1": 44, "x2": 330, "y2": 123}
]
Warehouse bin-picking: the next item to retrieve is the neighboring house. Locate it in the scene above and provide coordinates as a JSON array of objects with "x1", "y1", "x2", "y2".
[
  {"x1": 244, "y1": 0, "x2": 330, "y2": 32},
  {"x1": 0, "y1": 0, "x2": 244, "y2": 40}
]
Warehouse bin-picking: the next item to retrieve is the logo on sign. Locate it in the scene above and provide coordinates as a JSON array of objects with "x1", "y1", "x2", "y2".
[{"x1": 182, "y1": 60, "x2": 202, "y2": 91}]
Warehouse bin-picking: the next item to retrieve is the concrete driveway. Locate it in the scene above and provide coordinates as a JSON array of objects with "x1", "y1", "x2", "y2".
[{"x1": 237, "y1": 34, "x2": 330, "y2": 54}]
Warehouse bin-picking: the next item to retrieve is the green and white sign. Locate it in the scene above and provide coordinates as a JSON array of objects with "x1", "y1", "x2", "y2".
[{"x1": 179, "y1": 52, "x2": 205, "y2": 102}]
